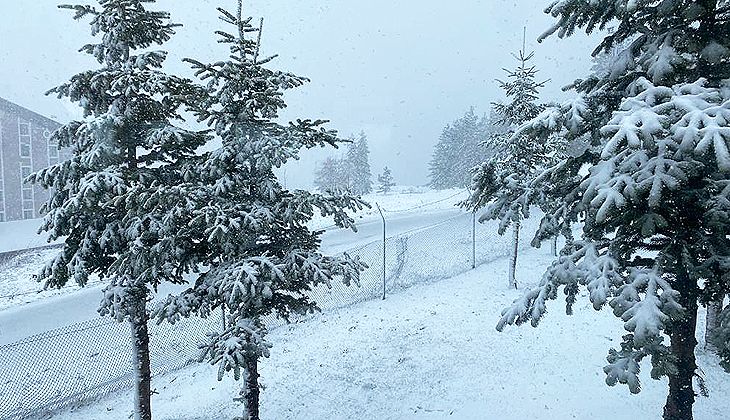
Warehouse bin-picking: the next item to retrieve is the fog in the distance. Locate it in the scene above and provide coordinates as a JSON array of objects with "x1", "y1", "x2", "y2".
[{"x1": 0, "y1": 0, "x2": 602, "y2": 188}]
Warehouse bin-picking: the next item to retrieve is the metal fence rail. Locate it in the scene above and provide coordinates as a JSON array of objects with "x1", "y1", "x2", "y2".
[{"x1": 0, "y1": 210, "x2": 543, "y2": 420}]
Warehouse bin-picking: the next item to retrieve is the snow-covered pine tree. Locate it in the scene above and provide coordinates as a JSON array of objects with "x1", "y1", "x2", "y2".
[
  {"x1": 377, "y1": 166, "x2": 395, "y2": 194},
  {"x1": 495, "y1": 2, "x2": 730, "y2": 419},
  {"x1": 429, "y1": 107, "x2": 494, "y2": 189},
  {"x1": 428, "y1": 124, "x2": 460, "y2": 189},
  {"x1": 152, "y1": 3, "x2": 367, "y2": 420},
  {"x1": 314, "y1": 155, "x2": 348, "y2": 192},
  {"x1": 30, "y1": 2, "x2": 207, "y2": 419},
  {"x1": 344, "y1": 132, "x2": 373, "y2": 195},
  {"x1": 463, "y1": 44, "x2": 549, "y2": 289}
]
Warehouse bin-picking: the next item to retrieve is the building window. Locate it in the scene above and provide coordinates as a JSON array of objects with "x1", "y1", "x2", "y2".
[
  {"x1": 18, "y1": 119, "x2": 32, "y2": 161},
  {"x1": 46, "y1": 128, "x2": 60, "y2": 166},
  {"x1": 19, "y1": 123, "x2": 30, "y2": 136},
  {"x1": 18, "y1": 118, "x2": 34, "y2": 219}
]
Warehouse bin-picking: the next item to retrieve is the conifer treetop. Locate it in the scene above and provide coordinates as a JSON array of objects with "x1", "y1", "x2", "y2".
[
  {"x1": 185, "y1": 4, "x2": 307, "y2": 124},
  {"x1": 493, "y1": 49, "x2": 548, "y2": 127},
  {"x1": 59, "y1": 1, "x2": 180, "y2": 65},
  {"x1": 48, "y1": 1, "x2": 196, "y2": 121},
  {"x1": 181, "y1": 3, "x2": 343, "y2": 171}
]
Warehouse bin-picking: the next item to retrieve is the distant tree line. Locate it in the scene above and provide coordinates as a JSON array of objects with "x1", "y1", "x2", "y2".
[
  {"x1": 314, "y1": 132, "x2": 373, "y2": 195},
  {"x1": 428, "y1": 107, "x2": 505, "y2": 190}
]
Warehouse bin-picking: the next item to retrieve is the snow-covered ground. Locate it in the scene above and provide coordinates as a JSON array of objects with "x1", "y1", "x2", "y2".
[
  {"x1": 0, "y1": 219, "x2": 60, "y2": 254},
  {"x1": 49, "y1": 247, "x2": 730, "y2": 420},
  {"x1": 0, "y1": 247, "x2": 83, "y2": 311},
  {"x1": 0, "y1": 187, "x2": 467, "y2": 312},
  {"x1": 1, "y1": 206, "x2": 546, "y2": 420},
  {"x1": 0, "y1": 218, "x2": 66, "y2": 310}
]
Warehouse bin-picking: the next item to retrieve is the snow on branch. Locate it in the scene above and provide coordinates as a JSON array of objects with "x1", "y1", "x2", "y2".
[
  {"x1": 605, "y1": 77, "x2": 730, "y2": 171},
  {"x1": 609, "y1": 268, "x2": 684, "y2": 346}
]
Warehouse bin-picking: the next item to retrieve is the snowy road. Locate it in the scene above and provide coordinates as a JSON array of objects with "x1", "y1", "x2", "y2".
[
  {"x1": 319, "y1": 208, "x2": 463, "y2": 254},
  {"x1": 0, "y1": 208, "x2": 465, "y2": 345}
]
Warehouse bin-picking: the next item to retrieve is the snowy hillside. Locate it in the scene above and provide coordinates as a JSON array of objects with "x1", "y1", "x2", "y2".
[{"x1": 49, "y1": 246, "x2": 730, "y2": 420}]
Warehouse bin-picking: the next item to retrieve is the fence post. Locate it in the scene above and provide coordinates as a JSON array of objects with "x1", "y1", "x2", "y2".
[
  {"x1": 472, "y1": 211, "x2": 476, "y2": 269},
  {"x1": 376, "y1": 203, "x2": 386, "y2": 300},
  {"x1": 221, "y1": 303, "x2": 226, "y2": 331}
]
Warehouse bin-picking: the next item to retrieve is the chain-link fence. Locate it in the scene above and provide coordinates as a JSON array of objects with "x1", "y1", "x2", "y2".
[
  {"x1": 0, "y1": 210, "x2": 543, "y2": 420},
  {"x1": 0, "y1": 246, "x2": 71, "y2": 310}
]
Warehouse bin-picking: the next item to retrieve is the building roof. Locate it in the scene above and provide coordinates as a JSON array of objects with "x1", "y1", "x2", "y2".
[{"x1": 0, "y1": 96, "x2": 61, "y2": 128}]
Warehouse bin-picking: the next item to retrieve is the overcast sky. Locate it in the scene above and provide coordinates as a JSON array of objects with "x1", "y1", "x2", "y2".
[{"x1": 0, "y1": 0, "x2": 603, "y2": 188}]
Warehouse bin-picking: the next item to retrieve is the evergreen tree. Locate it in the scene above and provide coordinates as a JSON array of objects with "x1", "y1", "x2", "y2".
[
  {"x1": 152, "y1": 3, "x2": 366, "y2": 420},
  {"x1": 344, "y1": 132, "x2": 373, "y2": 195},
  {"x1": 313, "y1": 132, "x2": 372, "y2": 195},
  {"x1": 377, "y1": 166, "x2": 395, "y2": 193},
  {"x1": 494, "y1": 2, "x2": 730, "y2": 419},
  {"x1": 314, "y1": 156, "x2": 347, "y2": 192},
  {"x1": 30, "y1": 2, "x2": 206, "y2": 419},
  {"x1": 464, "y1": 45, "x2": 550, "y2": 289},
  {"x1": 429, "y1": 107, "x2": 495, "y2": 189}
]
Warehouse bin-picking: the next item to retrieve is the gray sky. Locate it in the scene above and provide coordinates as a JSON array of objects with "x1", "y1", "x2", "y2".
[{"x1": 0, "y1": 0, "x2": 603, "y2": 188}]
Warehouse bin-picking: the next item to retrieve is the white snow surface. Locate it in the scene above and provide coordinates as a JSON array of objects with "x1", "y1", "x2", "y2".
[
  {"x1": 0, "y1": 218, "x2": 59, "y2": 253},
  {"x1": 50, "y1": 247, "x2": 730, "y2": 420}
]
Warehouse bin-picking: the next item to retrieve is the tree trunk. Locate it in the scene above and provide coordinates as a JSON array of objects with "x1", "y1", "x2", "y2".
[
  {"x1": 551, "y1": 235, "x2": 557, "y2": 257},
  {"x1": 124, "y1": 125, "x2": 152, "y2": 420},
  {"x1": 509, "y1": 220, "x2": 519, "y2": 289},
  {"x1": 663, "y1": 299, "x2": 698, "y2": 420},
  {"x1": 706, "y1": 297, "x2": 724, "y2": 350},
  {"x1": 130, "y1": 291, "x2": 152, "y2": 420},
  {"x1": 241, "y1": 345, "x2": 261, "y2": 420}
]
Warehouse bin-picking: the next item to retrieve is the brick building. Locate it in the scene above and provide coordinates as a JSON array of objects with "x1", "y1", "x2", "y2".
[{"x1": 0, "y1": 97, "x2": 70, "y2": 222}]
